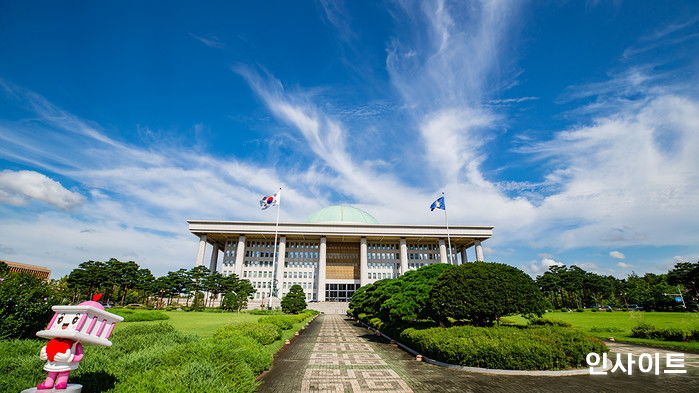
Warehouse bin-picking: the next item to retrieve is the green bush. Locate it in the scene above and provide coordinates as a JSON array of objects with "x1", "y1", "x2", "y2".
[
  {"x1": 0, "y1": 271, "x2": 57, "y2": 339},
  {"x1": 400, "y1": 325, "x2": 606, "y2": 370},
  {"x1": 575, "y1": 308, "x2": 585, "y2": 312},
  {"x1": 529, "y1": 318, "x2": 572, "y2": 328},
  {"x1": 661, "y1": 328, "x2": 689, "y2": 342},
  {"x1": 631, "y1": 323, "x2": 658, "y2": 339},
  {"x1": 214, "y1": 322, "x2": 281, "y2": 345},
  {"x1": 429, "y1": 262, "x2": 546, "y2": 326},
  {"x1": 630, "y1": 323, "x2": 698, "y2": 342},
  {"x1": 191, "y1": 292, "x2": 205, "y2": 311}
]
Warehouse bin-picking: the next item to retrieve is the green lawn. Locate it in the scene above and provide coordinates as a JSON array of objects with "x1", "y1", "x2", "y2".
[
  {"x1": 540, "y1": 311, "x2": 699, "y2": 352},
  {"x1": 114, "y1": 311, "x2": 265, "y2": 337}
]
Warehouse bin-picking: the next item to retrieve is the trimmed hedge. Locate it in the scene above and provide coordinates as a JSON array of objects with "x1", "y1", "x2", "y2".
[
  {"x1": 214, "y1": 322, "x2": 281, "y2": 345},
  {"x1": 529, "y1": 318, "x2": 572, "y2": 328},
  {"x1": 631, "y1": 322, "x2": 699, "y2": 342},
  {"x1": 257, "y1": 311, "x2": 316, "y2": 330},
  {"x1": 400, "y1": 325, "x2": 607, "y2": 370}
]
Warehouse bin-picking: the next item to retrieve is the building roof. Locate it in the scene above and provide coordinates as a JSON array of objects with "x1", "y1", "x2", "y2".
[{"x1": 305, "y1": 205, "x2": 379, "y2": 225}]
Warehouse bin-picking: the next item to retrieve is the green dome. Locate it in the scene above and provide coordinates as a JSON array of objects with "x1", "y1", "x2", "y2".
[{"x1": 305, "y1": 205, "x2": 379, "y2": 224}]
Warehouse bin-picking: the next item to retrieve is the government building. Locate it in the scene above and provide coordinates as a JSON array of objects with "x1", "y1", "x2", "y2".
[{"x1": 188, "y1": 205, "x2": 492, "y2": 305}]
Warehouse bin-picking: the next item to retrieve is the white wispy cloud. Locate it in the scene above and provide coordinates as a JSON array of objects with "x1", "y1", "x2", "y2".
[
  {"x1": 0, "y1": 170, "x2": 84, "y2": 209},
  {"x1": 617, "y1": 262, "x2": 634, "y2": 269},
  {"x1": 609, "y1": 250, "x2": 625, "y2": 259},
  {"x1": 189, "y1": 33, "x2": 225, "y2": 49}
]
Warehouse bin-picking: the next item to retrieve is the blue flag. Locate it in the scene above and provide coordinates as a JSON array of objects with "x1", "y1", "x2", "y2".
[{"x1": 430, "y1": 196, "x2": 445, "y2": 211}]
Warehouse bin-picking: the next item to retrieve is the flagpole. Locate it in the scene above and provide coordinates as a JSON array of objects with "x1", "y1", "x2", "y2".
[
  {"x1": 442, "y1": 192, "x2": 454, "y2": 265},
  {"x1": 269, "y1": 187, "x2": 281, "y2": 308}
]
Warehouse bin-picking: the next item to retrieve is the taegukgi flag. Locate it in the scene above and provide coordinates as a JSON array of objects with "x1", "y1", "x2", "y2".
[
  {"x1": 430, "y1": 196, "x2": 445, "y2": 211},
  {"x1": 260, "y1": 192, "x2": 280, "y2": 210}
]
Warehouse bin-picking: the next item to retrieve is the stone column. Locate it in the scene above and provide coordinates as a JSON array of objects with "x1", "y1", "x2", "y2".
[
  {"x1": 195, "y1": 234, "x2": 207, "y2": 267},
  {"x1": 399, "y1": 238, "x2": 408, "y2": 275},
  {"x1": 438, "y1": 239, "x2": 448, "y2": 264},
  {"x1": 317, "y1": 237, "x2": 326, "y2": 301},
  {"x1": 475, "y1": 240, "x2": 484, "y2": 261},
  {"x1": 234, "y1": 235, "x2": 246, "y2": 278},
  {"x1": 360, "y1": 237, "x2": 368, "y2": 286},
  {"x1": 461, "y1": 246, "x2": 468, "y2": 264},
  {"x1": 209, "y1": 243, "x2": 220, "y2": 272},
  {"x1": 275, "y1": 236, "x2": 286, "y2": 297}
]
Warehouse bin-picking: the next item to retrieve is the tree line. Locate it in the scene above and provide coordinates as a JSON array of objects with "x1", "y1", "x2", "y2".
[
  {"x1": 536, "y1": 261, "x2": 699, "y2": 311},
  {"x1": 59, "y1": 258, "x2": 255, "y2": 311}
]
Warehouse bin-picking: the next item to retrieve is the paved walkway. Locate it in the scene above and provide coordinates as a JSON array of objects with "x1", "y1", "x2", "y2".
[{"x1": 257, "y1": 314, "x2": 698, "y2": 393}]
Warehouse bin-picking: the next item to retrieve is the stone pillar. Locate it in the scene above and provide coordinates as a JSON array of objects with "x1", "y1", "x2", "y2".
[
  {"x1": 195, "y1": 234, "x2": 207, "y2": 267},
  {"x1": 234, "y1": 235, "x2": 246, "y2": 278},
  {"x1": 275, "y1": 236, "x2": 286, "y2": 296},
  {"x1": 475, "y1": 240, "x2": 484, "y2": 262},
  {"x1": 317, "y1": 237, "x2": 326, "y2": 301},
  {"x1": 461, "y1": 246, "x2": 468, "y2": 264},
  {"x1": 438, "y1": 239, "x2": 448, "y2": 264},
  {"x1": 360, "y1": 237, "x2": 368, "y2": 286},
  {"x1": 209, "y1": 243, "x2": 219, "y2": 272},
  {"x1": 399, "y1": 238, "x2": 408, "y2": 275}
]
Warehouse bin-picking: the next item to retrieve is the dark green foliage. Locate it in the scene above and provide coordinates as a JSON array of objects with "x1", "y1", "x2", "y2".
[
  {"x1": 349, "y1": 264, "x2": 455, "y2": 330},
  {"x1": 429, "y1": 262, "x2": 546, "y2": 326},
  {"x1": 400, "y1": 325, "x2": 607, "y2": 370},
  {"x1": 281, "y1": 284, "x2": 307, "y2": 314},
  {"x1": 0, "y1": 271, "x2": 56, "y2": 339},
  {"x1": 631, "y1": 322, "x2": 657, "y2": 339},
  {"x1": 380, "y1": 264, "x2": 454, "y2": 323},
  {"x1": 109, "y1": 308, "x2": 170, "y2": 322},
  {"x1": 214, "y1": 322, "x2": 281, "y2": 345}
]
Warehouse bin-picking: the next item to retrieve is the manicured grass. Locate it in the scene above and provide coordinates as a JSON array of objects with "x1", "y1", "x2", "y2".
[
  {"x1": 539, "y1": 311, "x2": 699, "y2": 352},
  {"x1": 114, "y1": 311, "x2": 260, "y2": 337}
]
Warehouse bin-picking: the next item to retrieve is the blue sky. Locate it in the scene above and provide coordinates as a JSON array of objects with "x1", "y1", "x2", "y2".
[{"x1": 1, "y1": 0, "x2": 698, "y2": 278}]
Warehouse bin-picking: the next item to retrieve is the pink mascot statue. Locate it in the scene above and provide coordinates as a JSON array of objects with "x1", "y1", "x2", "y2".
[{"x1": 30, "y1": 294, "x2": 124, "y2": 392}]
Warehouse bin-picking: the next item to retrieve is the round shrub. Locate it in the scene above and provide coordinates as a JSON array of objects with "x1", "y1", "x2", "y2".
[
  {"x1": 214, "y1": 322, "x2": 281, "y2": 345},
  {"x1": 281, "y1": 285, "x2": 307, "y2": 314},
  {"x1": 429, "y1": 262, "x2": 546, "y2": 326}
]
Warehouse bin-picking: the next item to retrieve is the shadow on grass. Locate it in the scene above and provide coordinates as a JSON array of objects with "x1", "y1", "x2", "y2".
[{"x1": 73, "y1": 371, "x2": 118, "y2": 393}]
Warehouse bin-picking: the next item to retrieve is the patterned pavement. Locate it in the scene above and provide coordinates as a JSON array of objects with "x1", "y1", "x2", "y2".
[{"x1": 257, "y1": 314, "x2": 699, "y2": 393}]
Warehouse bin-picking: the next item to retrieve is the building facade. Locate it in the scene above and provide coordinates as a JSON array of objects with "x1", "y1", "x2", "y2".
[
  {"x1": 1, "y1": 259, "x2": 51, "y2": 280},
  {"x1": 188, "y1": 206, "x2": 492, "y2": 304}
]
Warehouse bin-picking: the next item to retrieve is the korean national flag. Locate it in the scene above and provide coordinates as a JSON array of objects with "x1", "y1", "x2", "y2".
[
  {"x1": 430, "y1": 196, "x2": 445, "y2": 211},
  {"x1": 260, "y1": 193, "x2": 279, "y2": 210}
]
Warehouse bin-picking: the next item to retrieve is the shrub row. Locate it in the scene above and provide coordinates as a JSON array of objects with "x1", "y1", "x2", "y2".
[
  {"x1": 400, "y1": 325, "x2": 607, "y2": 370},
  {"x1": 529, "y1": 318, "x2": 572, "y2": 328},
  {"x1": 257, "y1": 310, "x2": 317, "y2": 330},
  {"x1": 631, "y1": 323, "x2": 699, "y2": 342}
]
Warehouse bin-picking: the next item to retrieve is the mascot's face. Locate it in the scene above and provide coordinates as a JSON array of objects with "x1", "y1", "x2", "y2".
[{"x1": 50, "y1": 312, "x2": 83, "y2": 332}]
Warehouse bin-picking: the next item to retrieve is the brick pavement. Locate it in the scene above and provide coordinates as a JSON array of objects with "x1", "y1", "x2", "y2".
[{"x1": 257, "y1": 314, "x2": 699, "y2": 393}]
